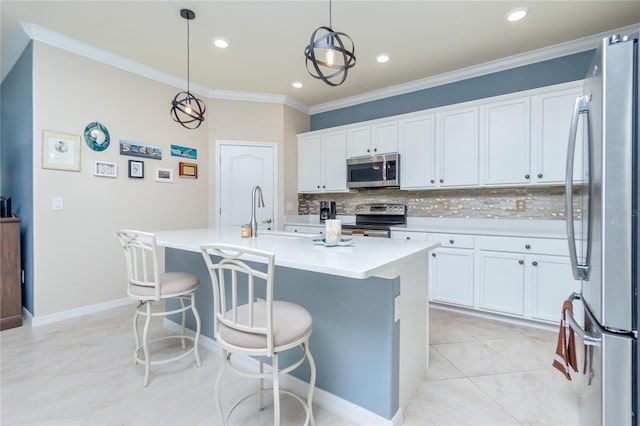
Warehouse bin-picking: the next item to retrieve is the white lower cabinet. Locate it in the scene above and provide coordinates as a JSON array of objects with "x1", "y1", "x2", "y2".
[
  {"x1": 479, "y1": 251, "x2": 526, "y2": 316},
  {"x1": 430, "y1": 247, "x2": 474, "y2": 307},
  {"x1": 284, "y1": 225, "x2": 323, "y2": 235},
  {"x1": 392, "y1": 230, "x2": 578, "y2": 325}
]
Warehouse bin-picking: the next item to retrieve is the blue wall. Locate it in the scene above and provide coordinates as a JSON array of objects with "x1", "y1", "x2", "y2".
[
  {"x1": 311, "y1": 50, "x2": 595, "y2": 130},
  {"x1": 1, "y1": 42, "x2": 34, "y2": 315}
]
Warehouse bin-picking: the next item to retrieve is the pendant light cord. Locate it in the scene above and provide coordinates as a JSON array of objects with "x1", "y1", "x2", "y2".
[
  {"x1": 187, "y1": 17, "x2": 191, "y2": 95},
  {"x1": 329, "y1": 0, "x2": 332, "y2": 29}
]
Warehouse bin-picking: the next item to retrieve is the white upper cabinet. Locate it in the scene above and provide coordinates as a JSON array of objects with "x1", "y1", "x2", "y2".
[
  {"x1": 399, "y1": 107, "x2": 478, "y2": 189},
  {"x1": 482, "y1": 97, "x2": 531, "y2": 186},
  {"x1": 399, "y1": 114, "x2": 437, "y2": 189},
  {"x1": 347, "y1": 121, "x2": 398, "y2": 158},
  {"x1": 438, "y1": 107, "x2": 479, "y2": 187},
  {"x1": 298, "y1": 131, "x2": 348, "y2": 193},
  {"x1": 531, "y1": 88, "x2": 585, "y2": 184}
]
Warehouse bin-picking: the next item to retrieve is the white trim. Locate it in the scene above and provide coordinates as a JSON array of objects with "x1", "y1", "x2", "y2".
[
  {"x1": 2, "y1": 22, "x2": 309, "y2": 114},
  {"x1": 309, "y1": 23, "x2": 640, "y2": 115},
  {"x1": 165, "y1": 320, "x2": 401, "y2": 425},
  {"x1": 24, "y1": 297, "x2": 134, "y2": 327}
]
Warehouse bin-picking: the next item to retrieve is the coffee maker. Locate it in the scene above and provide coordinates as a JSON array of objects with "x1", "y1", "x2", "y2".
[{"x1": 319, "y1": 201, "x2": 336, "y2": 222}]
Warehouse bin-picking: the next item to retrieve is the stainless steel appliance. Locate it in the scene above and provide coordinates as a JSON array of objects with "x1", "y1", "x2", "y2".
[
  {"x1": 342, "y1": 203, "x2": 406, "y2": 238},
  {"x1": 347, "y1": 153, "x2": 399, "y2": 189},
  {"x1": 564, "y1": 30, "x2": 638, "y2": 426},
  {"x1": 319, "y1": 201, "x2": 336, "y2": 222}
]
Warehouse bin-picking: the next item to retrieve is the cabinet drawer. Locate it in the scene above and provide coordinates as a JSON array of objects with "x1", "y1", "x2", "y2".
[
  {"x1": 391, "y1": 231, "x2": 430, "y2": 241},
  {"x1": 427, "y1": 233, "x2": 474, "y2": 249},
  {"x1": 479, "y1": 236, "x2": 568, "y2": 256}
]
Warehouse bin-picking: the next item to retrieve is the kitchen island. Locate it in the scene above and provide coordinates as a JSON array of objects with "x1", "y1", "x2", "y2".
[{"x1": 154, "y1": 228, "x2": 438, "y2": 425}]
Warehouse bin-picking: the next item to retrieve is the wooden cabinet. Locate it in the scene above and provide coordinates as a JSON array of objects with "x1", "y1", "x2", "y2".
[
  {"x1": 298, "y1": 131, "x2": 348, "y2": 193},
  {"x1": 531, "y1": 88, "x2": 585, "y2": 184},
  {"x1": 482, "y1": 97, "x2": 531, "y2": 185},
  {"x1": 399, "y1": 107, "x2": 478, "y2": 189},
  {"x1": 478, "y1": 236, "x2": 579, "y2": 321},
  {"x1": 399, "y1": 114, "x2": 437, "y2": 189},
  {"x1": 428, "y1": 233, "x2": 475, "y2": 307},
  {"x1": 347, "y1": 121, "x2": 398, "y2": 158},
  {"x1": 1, "y1": 218, "x2": 22, "y2": 330}
]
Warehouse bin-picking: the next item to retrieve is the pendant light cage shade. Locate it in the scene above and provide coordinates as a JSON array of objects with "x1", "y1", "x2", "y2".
[
  {"x1": 171, "y1": 92, "x2": 206, "y2": 129},
  {"x1": 305, "y1": 26, "x2": 356, "y2": 86},
  {"x1": 170, "y1": 8, "x2": 206, "y2": 129}
]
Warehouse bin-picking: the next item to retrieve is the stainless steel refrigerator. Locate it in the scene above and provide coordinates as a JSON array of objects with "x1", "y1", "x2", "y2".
[{"x1": 564, "y1": 30, "x2": 638, "y2": 425}]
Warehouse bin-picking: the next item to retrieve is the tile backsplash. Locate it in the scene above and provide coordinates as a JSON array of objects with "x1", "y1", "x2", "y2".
[{"x1": 299, "y1": 186, "x2": 581, "y2": 220}]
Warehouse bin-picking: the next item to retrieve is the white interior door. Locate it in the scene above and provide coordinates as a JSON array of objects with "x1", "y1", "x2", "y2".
[{"x1": 217, "y1": 141, "x2": 277, "y2": 230}]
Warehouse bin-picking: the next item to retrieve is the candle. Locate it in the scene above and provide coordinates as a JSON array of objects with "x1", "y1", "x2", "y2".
[
  {"x1": 324, "y1": 219, "x2": 341, "y2": 246},
  {"x1": 240, "y1": 224, "x2": 251, "y2": 238}
]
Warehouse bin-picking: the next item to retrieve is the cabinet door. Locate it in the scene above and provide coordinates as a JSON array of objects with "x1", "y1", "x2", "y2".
[
  {"x1": 479, "y1": 251, "x2": 525, "y2": 316},
  {"x1": 399, "y1": 115, "x2": 436, "y2": 189},
  {"x1": 532, "y1": 90, "x2": 585, "y2": 184},
  {"x1": 430, "y1": 247, "x2": 474, "y2": 307},
  {"x1": 438, "y1": 107, "x2": 479, "y2": 187},
  {"x1": 347, "y1": 126, "x2": 371, "y2": 158},
  {"x1": 483, "y1": 98, "x2": 531, "y2": 185},
  {"x1": 530, "y1": 255, "x2": 581, "y2": 323},
  {"x1": 321, "y1": 131, "x2": 348, "y2": 191},
  {"x1": 373, "y1": 121, "x2": 399, "y2": 154},
  {"x1": 298, "y1": 136, "x2": 322, "y2": 192}
]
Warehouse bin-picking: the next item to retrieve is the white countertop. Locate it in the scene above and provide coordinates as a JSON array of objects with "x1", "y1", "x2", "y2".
[
  {"x1": 154, "y1": 228, "x2": 438, "y2": 279},
  {"x1": 285, "y1": 215, "x2": 568, "y2": 239}
]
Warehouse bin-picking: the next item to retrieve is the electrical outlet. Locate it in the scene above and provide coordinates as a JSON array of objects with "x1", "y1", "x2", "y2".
[
  {"x1": 52, "y1": 197, "x2": 64, "y2": 211},
  {"x1": 286, "y1": 202, "x2": 294, "y2": 212},
  {"x1": 516, "y1": 199, "x2": 526, "y2": 211}
]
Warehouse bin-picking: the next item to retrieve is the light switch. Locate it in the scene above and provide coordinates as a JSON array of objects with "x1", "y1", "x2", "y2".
[
  {"x1": 286, "y1": 201, "x2": 294, "y2": 212},
  {"x1": 52, "y1": 197, "x2": 64, "y2": 210}
]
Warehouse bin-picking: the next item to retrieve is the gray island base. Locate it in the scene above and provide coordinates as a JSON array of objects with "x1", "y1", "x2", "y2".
[{"x1": 156, "y1": 228, "x2": 438, "y2": 425}]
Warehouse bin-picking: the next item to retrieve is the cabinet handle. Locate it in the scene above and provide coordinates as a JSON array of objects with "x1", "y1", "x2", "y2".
[
  {"x1": 373, "y1": 148, "x2": 377, "y2": 152},
  {"x1": 525, "y1": 174, "x2": 530, "y2": 179},
  {"x1": 532, "y1": 261, "x2": 538, "y2": 266},
  {"x1": 432, "y1": 253, "x2": 436, "y2": 257},
  {"x1": 317, "y1": 185, "x2": 320, "y2": 189},
  {"x1": 537, "y1": 173, "x2": 543, "y2": 178},
  {"x1": 449, "y1": 239, "x2": 454, "y2": 244},
  {"x1": 322, "y1": 185, "x2": 326, "y2": 188},
  {"x1": 430, "y1": 179, "x2": 435, "y2": 184},
  {"x1": 439, "y1": 179, "x2": 444, "y2": 183},
  {"x1": 367, "y1": 149, "x2": 370, "y2": 153},
  {"x1": 406, "y1": 236, "x2": 411, "y2": 240},
  {"x1": 518, "y1": 259, "x2": 524, "y2": 265},
  {"x1": 294, "y1": 229, "x2": 298, "y2": 232},
  {"x1": 525, "y1": 244, "x2": 531, "y2": 249}
]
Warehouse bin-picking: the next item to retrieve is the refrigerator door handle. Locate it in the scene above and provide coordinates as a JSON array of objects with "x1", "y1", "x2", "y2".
[
  {"x1": 566, "y1": 292, "x2": 601, "y2": 346},
  {"x1": 565, "y1": 94, "x2": 592, "y2": 281}
]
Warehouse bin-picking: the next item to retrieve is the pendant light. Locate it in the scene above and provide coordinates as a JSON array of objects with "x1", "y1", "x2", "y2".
[
  {"x1": 170, "y1": 8, "x2": 206, "y2": 129},
  {"x1": 304, "y1": 0, "x2": 356, "y2": 86}
]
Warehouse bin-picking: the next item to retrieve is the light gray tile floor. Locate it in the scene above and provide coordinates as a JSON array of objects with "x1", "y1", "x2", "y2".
[{"x1": 1, "y1": 305, "x2": 580, "y2": 425}]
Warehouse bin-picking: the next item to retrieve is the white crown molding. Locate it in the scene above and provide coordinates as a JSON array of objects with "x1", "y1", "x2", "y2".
[
  {"x1": 3, "y1": 22, "x2": 310, "y2": 114},
  {"x1": 309, "y1": 23, "x2": 639, "y2": 115}
]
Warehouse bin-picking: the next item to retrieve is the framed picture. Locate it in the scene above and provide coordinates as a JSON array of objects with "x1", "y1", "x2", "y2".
[
  {"x1": 178, "y1": 162, "x2": 198, "y2": 179},
  {"x1": 93, "y1": 161, "x2": 117, "y2": 178},
  {"x1": 42, "y1": 130, "x2": 81, "y2": 171},
  {"x1": 119, "y1": 140, "x2": 162, "y2": 160},
  {"x1": 128, "y1": 160, "x2": 144, "y2": 179},
  {"x1": 154, "y1": 167, "x2": 174, "y2": 183},
  {"x1": 171, "y1": 144, "x2": 197, "y2": 159}
]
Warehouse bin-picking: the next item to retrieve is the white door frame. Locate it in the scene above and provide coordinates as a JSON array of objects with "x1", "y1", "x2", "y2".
[{"x1": 214, "y1": 140, "x2": 279, "y2": 229}]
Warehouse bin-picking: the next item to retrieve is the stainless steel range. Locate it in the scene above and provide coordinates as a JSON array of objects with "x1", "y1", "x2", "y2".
[{"x1": 342, "y1": 203, "x2": 407, "y2": 238}]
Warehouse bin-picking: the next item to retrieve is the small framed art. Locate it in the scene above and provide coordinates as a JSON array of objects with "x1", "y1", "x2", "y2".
[
  {"x1": 42, "y1": 130, "x2": 81, "y2": 171},
  {"x1": 154, "y1": 167, "x2": 174, "y2": 183},
  {"x1": 128, "y1": 160, "x2": 144, "y2": 179},
  {"x1": 93, "y1": 161, "x2": 117, "y2": 178},
  {"x1": 178, "y1": 162, "x2": 198, "y2": 179}
]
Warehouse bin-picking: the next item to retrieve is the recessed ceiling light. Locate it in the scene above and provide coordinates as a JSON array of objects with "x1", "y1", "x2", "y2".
[
  {"x1": 292, "y1": 81, "x2": 303, "y2": 89},
  {"x1": 376, "y1": 53, "x2": 390, "y2": 63},
  {"x1": 213, "y1": 38, "x2": 229, "y2": 48},
  {"x1": 506, "y1": 7, "x2": 529, "y2": 22}
]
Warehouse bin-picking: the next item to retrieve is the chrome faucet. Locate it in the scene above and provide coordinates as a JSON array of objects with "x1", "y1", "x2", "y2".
[{"x1": 250, "y1": 185, "x2": 265, "y2": 237}]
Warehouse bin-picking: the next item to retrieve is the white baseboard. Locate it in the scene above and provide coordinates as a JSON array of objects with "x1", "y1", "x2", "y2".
[
  {"x1": 164, "y1": 319, "x2": 402, "y2": 426},
  {"x1": 24, "y1": 298, "x2": 135, "y2": 327}
]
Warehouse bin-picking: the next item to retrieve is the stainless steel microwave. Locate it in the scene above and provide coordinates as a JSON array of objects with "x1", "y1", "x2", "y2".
[{"x1": 347, "y1": 153, "x2": 400, "y2": 189}]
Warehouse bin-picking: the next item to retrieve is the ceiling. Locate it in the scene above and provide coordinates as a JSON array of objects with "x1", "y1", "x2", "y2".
[{"x1": 2, "y1": 1, "x2": 639, "y2": 108}]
